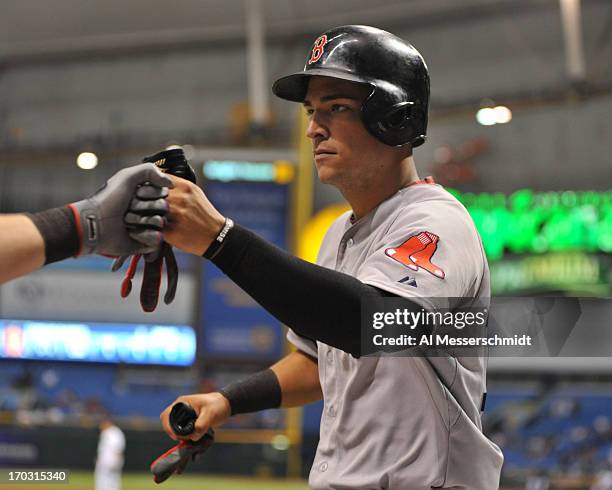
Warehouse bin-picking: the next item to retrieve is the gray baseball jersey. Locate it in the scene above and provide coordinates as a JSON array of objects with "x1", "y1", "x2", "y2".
[{"x1": 288, "y1": 181, "x2": 504, "y2": 489}]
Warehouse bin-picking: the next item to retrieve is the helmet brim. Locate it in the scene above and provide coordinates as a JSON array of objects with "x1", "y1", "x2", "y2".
[{"x1": 272, "y1": 69, "x2": 370, "y2": 102}]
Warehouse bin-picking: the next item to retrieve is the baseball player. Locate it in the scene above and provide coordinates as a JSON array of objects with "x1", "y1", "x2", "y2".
[
  {"x1": 95, "y1": 416, "x2": 126, "y2": 490},
  {"x1": 0, "y1": 163, "x2": 172, "y2": 285},
  {"x1": 155, "y1": 25, "x2": 504, "y2": 489}
]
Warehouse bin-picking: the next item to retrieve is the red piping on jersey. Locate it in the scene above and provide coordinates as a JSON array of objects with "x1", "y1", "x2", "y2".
[
  {"x1": 349, "y1": 177, "x2": 437, "y2": 224},
  {"x1": 404, "y1": 176, "x2": 435, "y2": 187}
]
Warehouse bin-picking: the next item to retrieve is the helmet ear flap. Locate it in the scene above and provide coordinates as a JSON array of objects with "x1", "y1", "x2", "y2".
[
  {"x1": 369, "y1": 102, "x2": 417, "y2": 146},
  {"x1": 380, "y1": 102, "x2": 414, "y2": 131}
]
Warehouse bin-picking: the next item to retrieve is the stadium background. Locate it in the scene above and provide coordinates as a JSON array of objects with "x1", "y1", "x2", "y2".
[{"x1": 0, "y1": 0, "x2": 610, "y2": 488}]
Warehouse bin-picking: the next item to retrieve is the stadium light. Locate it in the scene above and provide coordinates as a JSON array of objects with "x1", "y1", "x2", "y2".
[
  {"x1": 494, "y1": 105, "x2": 512, "y2": 124},
  {"x1": 476, "y1": 105, "x2": 512, "y2": 126},
  {"x1": 476, "y1": 107, "x2": 497, "y2": 126},
  {"x1": 77, "y1": 152, "x2": 98, "y2": 170}
]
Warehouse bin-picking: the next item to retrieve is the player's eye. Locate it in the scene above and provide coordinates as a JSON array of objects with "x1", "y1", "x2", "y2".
[
  {"x1": 331, "y1": 104, "x2": 349, "y2": 113},
  {"x1": 305, "y1": 107, "x2": 314, "y2": 116}
]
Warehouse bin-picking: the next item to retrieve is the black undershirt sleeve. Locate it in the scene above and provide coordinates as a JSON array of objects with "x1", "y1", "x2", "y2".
[{"x1": 210, "y1": 223, "x2": 407, "y2": 357}]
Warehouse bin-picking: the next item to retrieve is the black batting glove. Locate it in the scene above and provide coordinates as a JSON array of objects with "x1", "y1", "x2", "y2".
[{"x1": 113, "y1": 148, "x2": 196, "y2": 312}]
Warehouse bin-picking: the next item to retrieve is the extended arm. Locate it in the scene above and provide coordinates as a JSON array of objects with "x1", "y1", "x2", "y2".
[
  {"x1": 0, "y1": 163, "x2": 172, "y2": 285},
  {"x1": 0, "y1": 214, "x2": 46, "y2": 284},
  {"x1": 209, "y1": 223, "x2": 396, "y2": 357}
]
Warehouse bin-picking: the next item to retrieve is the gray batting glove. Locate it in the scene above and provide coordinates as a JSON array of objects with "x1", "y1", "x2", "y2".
[{"x1": 68, "y1": 163, "x2": 173, "y2": 257}]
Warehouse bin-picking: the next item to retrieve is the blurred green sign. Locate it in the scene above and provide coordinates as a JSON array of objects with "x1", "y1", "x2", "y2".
[
  {"x1": 489, "y1": 252, "x2": 608, "y2": 295},
  {"x1": 449, "y1": 189, "x2": 612, "y2": 261}
]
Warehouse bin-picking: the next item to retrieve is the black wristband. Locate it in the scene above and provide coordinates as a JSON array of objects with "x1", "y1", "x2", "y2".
[
  {"x1": 27, "y1": 207, "x2": 80, "y2": 265},
  {"x1": 218, "y1": 369, "x2": 282, "y2": 416},
  {"x1": 203, "y1": 217, "x2": 234, "y2": 260}
]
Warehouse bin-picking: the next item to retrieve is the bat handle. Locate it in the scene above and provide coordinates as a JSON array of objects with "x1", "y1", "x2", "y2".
[{"x1": 169, "y1": 402, "x2": 197, "y2": 437}]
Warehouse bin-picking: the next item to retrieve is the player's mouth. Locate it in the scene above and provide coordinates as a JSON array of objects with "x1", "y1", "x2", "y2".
[{"x1": 314, "y1": 148, "x2": 337, "y2": 161}]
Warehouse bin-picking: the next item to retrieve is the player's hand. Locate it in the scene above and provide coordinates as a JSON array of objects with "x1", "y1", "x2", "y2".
[
  {"x1": 112, "y1": 181, "x2": 179, "y2": 312},
  {"x1": 69, "y1": 163, "x2": 172, "y2": 257},
  {"x1": 163, "y1": 176, "x2": 225, "y2": 256},
  {"x1": 160, "y1": 393, "x2": 231, "y2": 442},
  {"x1": 112, "y1": 148, "x2": 198, "y2": 312}
]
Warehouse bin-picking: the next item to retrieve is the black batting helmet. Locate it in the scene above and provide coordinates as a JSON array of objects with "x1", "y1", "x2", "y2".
[{"x1": 272, "y1": 25, "x2": 430, "y2": 148}]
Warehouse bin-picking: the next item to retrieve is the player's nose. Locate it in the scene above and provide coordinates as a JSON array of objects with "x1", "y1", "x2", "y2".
[{"x1": 305, "y1": 113, "x2": 330, "y2": 140}]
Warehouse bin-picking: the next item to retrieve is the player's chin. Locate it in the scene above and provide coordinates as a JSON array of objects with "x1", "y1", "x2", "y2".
[
  {"x1": 315, "y1": 165, "x2": 340, "y2": 184},
  {"x1": 314, "y1": 156, "x2": 342, "y2": 183}
]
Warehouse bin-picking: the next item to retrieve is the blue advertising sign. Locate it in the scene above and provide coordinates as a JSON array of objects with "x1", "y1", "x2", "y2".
[
  {"x1": 0, "y1": 320, "x2": 196, "y2": 366},
  {"x1": 200, "y1": 181, "x2": 290, "y2": 359}
]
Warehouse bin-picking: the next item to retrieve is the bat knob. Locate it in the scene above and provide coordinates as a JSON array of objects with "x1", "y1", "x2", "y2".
[
  {"x1": 143, "y1": 148, "x2": 197, "y2": 184},
  {"x1": 169, "y1": 402, "x2": 197, "y2": 437}
]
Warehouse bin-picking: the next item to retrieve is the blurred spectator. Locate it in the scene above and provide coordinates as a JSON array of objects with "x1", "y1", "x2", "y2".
[
  {"x1": 594, "y1": 417, "x2": 612, "y2": 440},
  {"x1": 527, "y1": 436, "x2": 553, "y2": 459},
  {"x1": 12, "y1": 370, "x2": 34, "y2": 391},
  {"x1": 11, "y1": 370, "x2": 36, "y2": 410},
  {"x1": 55, "y1": 389, "x2": 84, "y2": 416},
  {"x1": 570, "y1": 426, "x2": 590, "y2": 445},
  {"x1": 550, "y1": 398, "x2": 581, "y2": 419}
]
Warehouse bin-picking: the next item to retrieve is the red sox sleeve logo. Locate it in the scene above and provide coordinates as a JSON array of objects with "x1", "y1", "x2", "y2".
[{"x1": 385, "y1": 231, "x2": 445, "y2": 279}]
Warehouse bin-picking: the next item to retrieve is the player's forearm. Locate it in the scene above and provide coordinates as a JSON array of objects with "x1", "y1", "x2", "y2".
[
  {"x1": 0, "y1": 214, "x2": 46, "y2": 283},
  {"x1": 0, "y1": 205, "x2": 82, "y2": 284},
  {"x1": 271, "y1": 351, "x2": 322, "y2": 407},
  {"x1": 209, "y1": 224, "x2": 399, "y2": 357}
]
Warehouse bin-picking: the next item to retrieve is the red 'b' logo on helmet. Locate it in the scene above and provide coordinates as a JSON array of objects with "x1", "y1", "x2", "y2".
[{"x1": 308, "y1": 35, "x2": 328, "y2": 65}]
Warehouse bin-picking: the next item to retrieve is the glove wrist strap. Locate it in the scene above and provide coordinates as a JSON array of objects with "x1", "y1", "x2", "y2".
[
  {"x1": 27, "y1": 206, "x2": 80, "y2": 264},
  {"x1": 203, "y1": 217, "x2": 234, "y2": 260}
]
